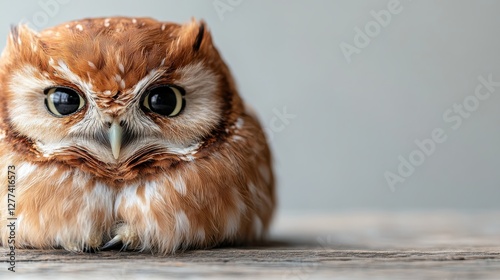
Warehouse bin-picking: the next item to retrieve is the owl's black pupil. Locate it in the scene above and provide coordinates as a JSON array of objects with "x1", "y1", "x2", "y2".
[
  {"x1": 148, "y1": 87, "x2": 177, "y2": 115},
  {"x1": 49, "y1": 88, "x2": 81, "y2": 115}
]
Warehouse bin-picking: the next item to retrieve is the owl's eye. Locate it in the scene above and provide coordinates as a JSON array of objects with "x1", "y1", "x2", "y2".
[
  {"x1": 141, "y1": 85, "x2": 185, "y2": 117},
  {"x1": 44, "y1": 87, "x2": 85, "y2": 117}
]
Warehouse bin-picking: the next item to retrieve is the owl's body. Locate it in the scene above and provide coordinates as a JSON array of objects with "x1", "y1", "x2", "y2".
[{"x1": 0, "y1": 17, "x2": 274, "y2": 253}]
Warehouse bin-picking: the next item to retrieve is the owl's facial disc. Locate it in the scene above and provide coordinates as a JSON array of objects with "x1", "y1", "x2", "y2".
[{"x1": 40, "y1": 82, "x2": 189, "y2": 161}]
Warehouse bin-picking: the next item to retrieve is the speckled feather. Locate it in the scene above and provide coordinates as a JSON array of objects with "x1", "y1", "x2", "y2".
[{"x1": 0, "y1": 17, "x2": 275, "y2": 254}]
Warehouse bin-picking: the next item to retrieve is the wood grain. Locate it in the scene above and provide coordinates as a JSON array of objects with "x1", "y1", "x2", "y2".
[{"x1": 1, "y1": 211, "x2": 500, "y2": 279}]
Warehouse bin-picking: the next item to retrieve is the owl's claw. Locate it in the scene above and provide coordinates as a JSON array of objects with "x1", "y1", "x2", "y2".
[{"x1": 101, "y1": 234, "x2": 123, "y2": 250}]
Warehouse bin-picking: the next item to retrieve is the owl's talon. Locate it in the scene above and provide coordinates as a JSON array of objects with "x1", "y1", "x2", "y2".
[
  {"x1": 82, "y1": 246, "x2": 98, "y2": 254},
  {"x1": 101, "y1": 235, "x2": 123, "y2": 250}
]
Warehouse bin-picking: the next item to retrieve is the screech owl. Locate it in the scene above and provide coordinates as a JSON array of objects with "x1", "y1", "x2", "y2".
[{"x1": 0, "y1": 17, "x2": 275, "y2": 254}]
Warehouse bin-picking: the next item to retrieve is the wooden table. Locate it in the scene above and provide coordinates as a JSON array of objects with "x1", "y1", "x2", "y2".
[{"x1": 1, "y1": 211, "x2": 499, "y2": 279}]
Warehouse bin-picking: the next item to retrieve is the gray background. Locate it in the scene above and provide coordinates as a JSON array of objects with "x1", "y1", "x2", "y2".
[{"x1": 1, "y1": 0, "x2": 499, "y2": 212}]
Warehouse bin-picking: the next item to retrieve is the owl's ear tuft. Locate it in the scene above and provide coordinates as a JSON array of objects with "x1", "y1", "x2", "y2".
[
  {"x1": 9, "y1": 25, "x2": 20, "y2": 47},
  {"x1": 193, "y1": 22, "x2": 205, "y2": 52},
  {"x1": 177, "y1": 19, "x2": 212, "y2": 54},
  {"x1": 7, "y1": 24, "x2": 39, "y2": 50}
]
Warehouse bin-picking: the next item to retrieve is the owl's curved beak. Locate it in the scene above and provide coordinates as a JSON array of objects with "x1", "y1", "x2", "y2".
[{"x1": 109, "y1": 120, "x2": 123, "y2": 160}]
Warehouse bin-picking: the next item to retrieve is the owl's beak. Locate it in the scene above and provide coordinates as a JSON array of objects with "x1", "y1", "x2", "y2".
[{"x1": 109, "y1": 120, "x2": 123, "y2": 160}]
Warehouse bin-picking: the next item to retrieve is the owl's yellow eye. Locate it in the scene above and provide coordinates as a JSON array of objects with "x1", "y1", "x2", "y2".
[
  {"x1": 44, "y1": 87, "x2": 85, "y2": 117},
  {"x1": 141, "y1": 85, "x2": 185, "y2": 117}
]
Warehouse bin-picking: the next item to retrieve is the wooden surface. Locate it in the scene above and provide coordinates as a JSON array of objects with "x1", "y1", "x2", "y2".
[{"x1": 1, "y1": 211, "x2": 500, "y2": 279}]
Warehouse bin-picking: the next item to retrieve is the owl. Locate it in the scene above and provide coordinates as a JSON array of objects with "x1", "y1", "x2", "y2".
[{"x1": 0, "y1": 17, "x2": 275, "y2": 254}]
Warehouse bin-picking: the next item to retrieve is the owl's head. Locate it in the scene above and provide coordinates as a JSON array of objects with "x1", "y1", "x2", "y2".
[{"x1": 0, "y1": 17, "x2": 244, "y2": 180}]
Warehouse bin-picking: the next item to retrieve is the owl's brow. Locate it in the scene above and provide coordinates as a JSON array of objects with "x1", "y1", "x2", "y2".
[
  {"x1": 49, "y1": 58, "x2": 94, "y2": 92},
  {"x1": 129, "y1": 68, "x2": 165, "y2": 98}
]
